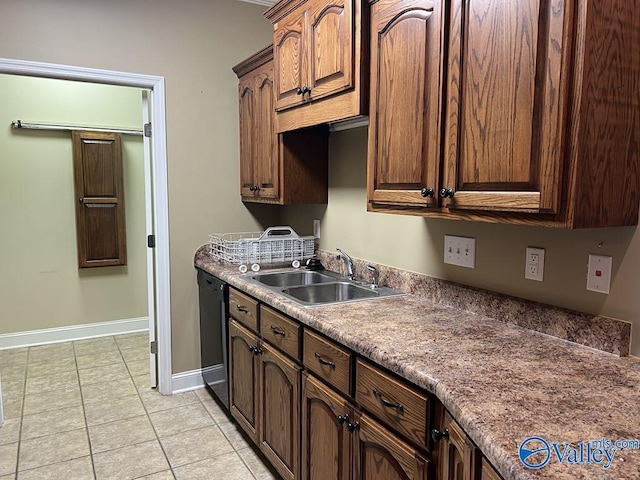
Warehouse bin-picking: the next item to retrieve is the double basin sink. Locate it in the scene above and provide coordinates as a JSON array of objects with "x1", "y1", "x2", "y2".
[{"x1": 245, "y1": 269, "x2": 404, "y2": 306}]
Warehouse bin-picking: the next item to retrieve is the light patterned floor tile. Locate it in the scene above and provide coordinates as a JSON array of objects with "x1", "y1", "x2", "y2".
[
  {"x1": 114, "y1": 333, "x2": 148, "y2": 351},
  {"x1": 149, "y1": 403, "x2": 214, "y2": 438},
  {"x1": 120, "y1": 346, "x2": 148, "y2": 364},
  {"x1": 125, "y1": 359, "x2": 149, "y2": 376},
  {"x1": 173, "y1": 451, "x2": 253, "y2": 480},
  {"x1": 132, "y1": 374, "x2": 152, "y2": 391},
  {"x1": 0, "y1": 443, "x2": 18, "y2": 476},
  {"x1": 196, "y1": 389, "x2": 232, "y2": 424},
  {"x1": 78, "y1": 363, "x2": 129, "y2": 386},
  {"x1": 81, "y1": 377, "x2": 137, "y2": 404},
  {"x1": 23, "y1": 385, "x2": 81, "y2": 415},
  {"x1": 1, "y1": 380, "x2": 24, "y2": 399},
  {"x1": 0, "y1": 365, "x2": 26, "y2": 384},
  {"x1": 237, "y1": 447, "x2": 279, "y2": 480},
  {"x1": 0, "y1": 394, "x2": 23, "y2": 420},
  {"x1": 84, "y1": 395, "x2": 146, "y2": 426},
  {"x1": 75, "y1": 350, "x2": 124, "y2": 370},
  {"x1": 133, "y1": 470, "x2": 175, "y2": 479},
  {"x1": 159, "y1": 425, "x2": 233, "y2": 468},
  {"x1": 73, "y1": 337, "x2": 118, "y2": 356},
  {"x1": 138, "y1": 389, "x2": 198, "y2": 413},
  {"x1": 0, "y1": 474, "x2": 15, "y2": 480},
  {"x1": 217, "y1": 420, "x2": 252, "y2": 451},
  {"x1": 93, "y1": 439, "x2": 169, "y2": 480},
  {"x1": 21, "y1": 405, "x2": 85, "y2": 440},
  {"x1": 0, "y1": 419, "x2": 20, "y2": 446},
  {"x1": 28, "y1": 343, "x2": 74, "y2": 363},
  {"x1": 25, "y1": 370, "x2": 78, "y2": 395},
  {"x1": 17, "y1": 456, "x2": 94, "y2": 480},
  {"x1": 26, "y1": 356, "x2": 77, "y2": 377},
  {"x1": 0, "y1": 348, "x2": 28, "y2": 366},
  {"x1": 18, "y1": 429, "x2": 89, "y2": 471},
  {"x1": 88, "y1": 415, "x2": 156, "y2": 454}
]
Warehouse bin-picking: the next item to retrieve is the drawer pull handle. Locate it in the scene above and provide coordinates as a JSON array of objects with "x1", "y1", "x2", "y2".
[
  {"x1": 270, "y1": 326, "x2": 286, "y2": 337},
  {"x1": 314, "y1": 352, "x2": 335, "y2": 369},
  {"x1": 373, "y1": 389, "x2": 404, "y2": 412},
  {"x1": 236, "y1": 304, "x2": 249, "y2": 313}
]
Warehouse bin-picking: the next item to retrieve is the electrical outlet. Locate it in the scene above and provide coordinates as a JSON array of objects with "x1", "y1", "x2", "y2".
[
  {"x1": 525, "y1": 247, "x2": 545, "y2": 281},
  {"x1": 444, "y1": 235, "x2": 476, "y2": 268},
  {"x1": 586, "y1": 254, "x2": 612, "y2": 294},
  {"x1": 313, "y1": 219, "x2": 321, "y2": 239}
]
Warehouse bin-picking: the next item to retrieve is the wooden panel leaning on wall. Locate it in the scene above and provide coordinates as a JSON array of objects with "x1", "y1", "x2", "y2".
[{"x1": 72, "y1": 131, "x2": 127, "y2": 268}]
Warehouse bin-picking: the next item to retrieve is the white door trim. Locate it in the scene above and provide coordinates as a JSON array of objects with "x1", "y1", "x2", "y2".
[{"x1": 0, "y1": 58, "x2": 173, "y2": 395}]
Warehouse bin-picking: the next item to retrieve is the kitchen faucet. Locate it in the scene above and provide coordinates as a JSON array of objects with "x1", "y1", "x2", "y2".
[{"x1": 336, "y1": 248, "x2": 355, "y2": 280}]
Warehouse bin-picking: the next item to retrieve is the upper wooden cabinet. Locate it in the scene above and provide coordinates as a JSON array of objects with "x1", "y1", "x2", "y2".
[
  {"x1": 368, "y1": 0, "x2": 640, "y2": 228},
  {"x1": 233, "y1": 45, "x2": 329, "y2": 205},
  {"x1": 265, "y1": 0, "x2": 368, "y2": 132}
]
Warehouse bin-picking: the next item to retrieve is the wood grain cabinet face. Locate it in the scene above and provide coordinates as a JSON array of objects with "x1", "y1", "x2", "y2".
[
  {"x1": 354, "y1": 412, "x2": 430, "y2": 480},
  {"x1": 302, "y1": 374, "x2": 353, "y2": 480},
  {"x1": 259, "y1": 343, "x2": 301, "y2": 480},
  {"x1": 367, "y1": 0, "x2": 445, "y2": 209},
  {"x1": 441, "y1": 0, "x2": 571, "y2": 214},
  {"x1": 266, "y1": 0, "x2": 367, "y2": 132},
  {"x1": 433, "y1": 407, "x2": 480, "y2": 480},
  {"x1": 233, "y1": 46, "x2": 330, "y2": 205}
]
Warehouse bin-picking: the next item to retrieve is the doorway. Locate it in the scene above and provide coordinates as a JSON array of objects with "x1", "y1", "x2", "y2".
[{"x1": 0, "y1": 58, "x2": 172, "y2": 395}]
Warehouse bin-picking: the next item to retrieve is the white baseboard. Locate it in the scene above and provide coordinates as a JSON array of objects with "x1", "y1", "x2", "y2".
[
  {"x1": 0, "y1": 317, "x2": 148, "y2": 350},
  {"x1": 171, "y1": 365, "x2": 225, "y2": 394}
]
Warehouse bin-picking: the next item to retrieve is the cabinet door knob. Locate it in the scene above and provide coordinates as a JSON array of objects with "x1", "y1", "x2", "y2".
[
  {"x1": 440, "y1": 188, "x2": 455, "y2": 199},
  {"x1": 347, "y1": 421, "x2": 360, "y2": 433},
  {"x1": 431, "y1": 428, "x2": 450, "y2": 443},
  {"x1": 337, "y1": 413, "x2": 349, "y2": 426},
  {"x1": 296, "y1": 87, "x2": 304, "y2": 95},
  {"x1": 421, "y1": 187, "x2": 434, "y2": 198}
]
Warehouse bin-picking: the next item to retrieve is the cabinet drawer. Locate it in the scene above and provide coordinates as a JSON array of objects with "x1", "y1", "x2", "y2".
[
  {"x1": 260, "y1": 305, "x2": 300, "y2": 360},
  {"x1": 229, "y1": 288, "x2": 259, "y2": 332},
  {"x1": 303, "y1": 329, "x2": 351, "y2": 396},
  {"x1": 356, "y1": 359, "x2": 429, "y2": 447}
]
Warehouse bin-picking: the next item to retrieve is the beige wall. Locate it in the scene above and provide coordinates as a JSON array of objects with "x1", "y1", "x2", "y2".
[
  {"x1": 281, "y1": 127, "x2": 640, "y2": 357},
  {"x1": 0, "y1": 0, "x2": 276, "y2": 373},
  {"x1": 0, "y1": 74, "x2": 147, "y2": 333}
]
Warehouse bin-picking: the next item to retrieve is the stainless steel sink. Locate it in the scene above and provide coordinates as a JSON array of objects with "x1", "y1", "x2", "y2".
[
  {"x1": 244, "y1": 269, "x2": 404, "y2": 306},
  {"x1": 250, "y1": 270, "x2": 337, "y2": 288},
  {"x1": 282, "y1": 281, "x2": 380, "y2": 304}
]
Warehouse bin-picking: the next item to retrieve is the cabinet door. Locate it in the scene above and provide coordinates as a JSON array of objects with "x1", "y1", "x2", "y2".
[
  {"x1": 274, "y1": 4, "x2": 307, "y2": 111},
  {"x1": 433, "y1": 409, "x2": 479, "y2": 480},
  {"x1": 259, "y1": 342, "x2": 301, "y2": 480},
  {"x1": 229, "y1": 320, "x2": 260, "y2": 443},
  {"x1": 254, "y1": 62, "x2": 279, "y2": 200},
  {"x1": 302, "y1": 374, "x2": 353, "y2": 480},
  {"x1": 238, "y1": 75, "x2": 256, "y2": 198},
  {"x1": 354, "y1": 412, "x2": 430, "y2": 480},
  {"x1": 442, "y1": 0, "x2": 572, "y2": 213},
  {"x1": 307, "y1": 0, "x2": 354, "y2": 101},
  {"x1": 367, "y1": 0, "x2": 445, "y2": 208}
]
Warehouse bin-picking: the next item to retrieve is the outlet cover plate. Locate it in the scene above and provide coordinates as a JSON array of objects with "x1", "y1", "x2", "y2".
[
  {"x1": 586, "y1": 254, "x2": 612, "y2": 294},
  {"x1": 313, "y1": 219, "x2": 320, "y2": 239},
  {"x1": 525, "y1": 247, "x2": 545, "y2": 281},
  {"x1": 444, "y1": 235, "x2": 476, "y2": 268}
]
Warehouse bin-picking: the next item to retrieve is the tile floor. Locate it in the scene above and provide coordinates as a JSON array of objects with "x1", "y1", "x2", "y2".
[{"x1": 0, "y1": 333, "x2": 278, "y2": 479}]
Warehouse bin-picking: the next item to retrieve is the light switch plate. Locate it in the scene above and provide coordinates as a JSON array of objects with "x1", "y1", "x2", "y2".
[
  {"x1": 525, "y1": 247, "x2": 545, "y2": 281},
  {"x1": 586, "y1": 254, "x2": 612, "y2": 294},
  {"x1": 444, "y1": 235, "x2": 476, "y2": 268}
]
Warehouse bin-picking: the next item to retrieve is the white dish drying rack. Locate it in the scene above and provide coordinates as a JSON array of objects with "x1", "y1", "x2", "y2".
[{"x1": 209, "y1": 226, "x2": 315, "y2": 272}]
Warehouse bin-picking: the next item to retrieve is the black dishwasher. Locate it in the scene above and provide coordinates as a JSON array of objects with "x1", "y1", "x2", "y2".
[{"x1": 197, "y1": 268, "x2": 229, "y2": 410}]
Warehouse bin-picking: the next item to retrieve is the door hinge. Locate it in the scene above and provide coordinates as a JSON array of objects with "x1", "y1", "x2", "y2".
[
  {"x1": 150, "y1": 341, "x2": 157, "y2": 354},
  {"x1": 144, "y1": 122, "x2": 152, "y2": 137},
  {"x1": 147, "y1": 234, "x2": 156, "y2": 248}
]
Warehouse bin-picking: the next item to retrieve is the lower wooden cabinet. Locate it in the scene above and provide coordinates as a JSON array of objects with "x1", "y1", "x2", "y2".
[
  {"x1": 354, "y1": 412, "x2": 430, "y2": 480},
  {"x1": 259, "y1": 342, "x2": 301, "y2": 480},
  {"x1": 432, "y1": 405, "x2": 480, "y2": 480},
  {"x1": 229, "y1": 319, "x2": 260, "y2": 443},
  {"x1": 302, "y1": 373, "x2": 354, "y2": 480}
]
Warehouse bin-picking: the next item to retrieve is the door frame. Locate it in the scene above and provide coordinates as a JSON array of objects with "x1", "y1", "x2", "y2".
[{"x1": 0, "y1": 58, "x2": 173, "y2": 395}]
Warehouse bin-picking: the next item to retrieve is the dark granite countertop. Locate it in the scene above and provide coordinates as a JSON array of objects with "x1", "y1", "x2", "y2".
[{"x1": 195, "y1": 246, "x2": 640, "y2": 480}]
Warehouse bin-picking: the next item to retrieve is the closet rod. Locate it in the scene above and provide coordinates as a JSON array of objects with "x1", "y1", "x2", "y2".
[{"x1": 11, "y1": 120, "x2": 143, "y2": 136}]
